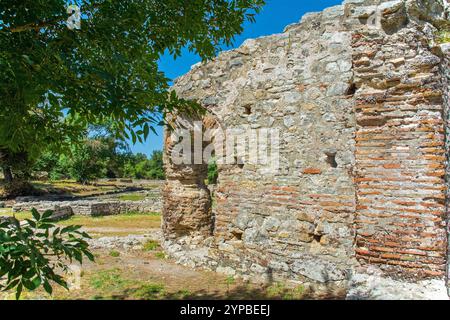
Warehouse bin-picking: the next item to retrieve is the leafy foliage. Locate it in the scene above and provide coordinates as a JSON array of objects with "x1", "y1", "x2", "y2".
[
  {"x1": 34, "y1": 138, "x2": 165, "y2": 182},
  {"x1": 0, "y1": 0, "x2": 265, "y2": 184},
  {"x1": 207, "y1": 157, "x2": 218, "y2": 185},
  {"x1": 124, "y1": 150, "x2": 165, "y2": 180},
  {"x1": 0, "y1": 209, "x2": 94, "y2": 299}
]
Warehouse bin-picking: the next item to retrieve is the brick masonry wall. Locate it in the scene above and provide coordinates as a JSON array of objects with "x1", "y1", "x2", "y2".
[
  {"x1": 442, "y1": 43, "x2": 450, "y2": 284},
  {"x1": 351, "y1": 2, "x2": 448, "y2": 278}
]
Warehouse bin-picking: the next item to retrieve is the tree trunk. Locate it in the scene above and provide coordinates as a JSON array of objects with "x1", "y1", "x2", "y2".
[
  {"x1": 2, "y1": 166, "x2": 13, "y2": 183},
  {"x1": 0, "y1": 149, "x2": 13, "y2": 183}
]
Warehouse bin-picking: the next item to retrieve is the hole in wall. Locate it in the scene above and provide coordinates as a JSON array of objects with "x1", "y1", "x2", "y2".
[
  {"x1": 346, "y1": 83, "x2": 357, "y2": 96},
  {"x1": 235, "y1": 156, "x2": 245, "y2": 169},
  {"x1": 313, "y1": 234, "x2": 322, "y2": 243},
  {"x1": 358, "y1": 17, "x2": 368, "y2": 25},
  {"x1": 243, "y1": 105, "x2": 252, "y2": 115},
  {"x1": 326, "y1": 153, "x2": 338, "y2": 168},
  {"x1": 232, "y1": 230, "x2": 243, "y2": 241}
]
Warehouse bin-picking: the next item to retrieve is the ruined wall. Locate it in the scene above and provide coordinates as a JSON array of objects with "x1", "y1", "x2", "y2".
[
  {"x1": 351, "y1": 0, "x2": 449, "y2": 278},
  {"x1": 442, "y1": 42, "x2": 450, "y2": 285},
  {"x1": 163, "y1": 0, "x2": 450, "y2": 294}
]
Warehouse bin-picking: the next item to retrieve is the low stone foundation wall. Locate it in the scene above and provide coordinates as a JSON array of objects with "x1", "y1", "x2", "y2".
[{"x1": 13, "y1": 198, "x2": 162, "y2": 217}]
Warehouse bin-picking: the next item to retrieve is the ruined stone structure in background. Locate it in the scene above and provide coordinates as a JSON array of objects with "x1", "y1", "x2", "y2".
[{"x1": 163, "y1": 0, "x2": 450, "y2": 299}]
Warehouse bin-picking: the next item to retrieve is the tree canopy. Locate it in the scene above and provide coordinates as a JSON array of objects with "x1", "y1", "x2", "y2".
[{"x1": 0, "y1": 0, "x2": 264, "y2": 188}]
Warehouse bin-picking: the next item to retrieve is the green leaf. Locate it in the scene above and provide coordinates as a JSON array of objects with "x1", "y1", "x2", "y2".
[
  {"x1": 84, "y1": 250, "x2": 95, "y2": 262},
  {"x1": 53, "y1": 227, "x2": 61, "y2": 236},
  {"x1": 143, "y1": 123, "x2": 149, "y2": 140},
  {"x1": 31, "y1": 209, "x2": 41, "y2": 221},
  {"x1": 4, "y1": 279, "x2": 20, "y2": 291},
  {"x1": 42, "y1": 211, "x2": 54, "y2": 220},
  {"x1": 15, "y1": 283, "x2": 23, "y2": 300},
  {"x1": 61, "y1": 225, "x2": 81, "y2": 234},
  {"x1": 43, "y1": 281, "x2": 53, "y2": 295},
  {"x1": 23, "y1": 279, "x2": 37, "y2": 291},
  {"x1": 32, "y1": 276, "x2": 42, "y2": 288},
  {"x1": 24, "y1": 219, "x2": 36, "y2": 228}
]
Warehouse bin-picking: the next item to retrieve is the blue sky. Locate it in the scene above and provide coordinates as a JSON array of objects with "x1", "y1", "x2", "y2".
[{"x1": 130, "y1": 0, "x2": 342, "y2": 156}]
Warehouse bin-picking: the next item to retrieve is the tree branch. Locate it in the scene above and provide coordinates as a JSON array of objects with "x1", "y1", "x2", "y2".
[{"x1": 7, "y1": 16, "x2": 66, "y2": 33}]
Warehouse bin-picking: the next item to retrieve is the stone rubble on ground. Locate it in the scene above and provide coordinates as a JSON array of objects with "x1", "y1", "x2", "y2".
[{"x1": 87, "y1": 230, "x2": 162, "y2": 251}]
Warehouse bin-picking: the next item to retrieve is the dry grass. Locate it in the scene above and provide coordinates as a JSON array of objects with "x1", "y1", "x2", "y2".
[
  {"x1": 0, "y1": 209, "x2": 33, "y2": 220},
  {"x1": 57, "y1": 213, "x2": 161, "y2": 229},
  {"x1": 22, "y1": 179, "x2": 160, "y2": 198},
  {"x1": 118, "y1": 193, "x2": 147, "y2": 201},
  {"x1": 31, "y1": 180, "x2": 121, "y2": 197}
]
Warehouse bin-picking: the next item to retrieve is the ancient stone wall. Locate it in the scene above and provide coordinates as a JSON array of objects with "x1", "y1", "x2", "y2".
[
  {"x1": 442, "y1": 42, "x2": 450, "y2": 286},
  {"x1": 163, "y1": 0, "x2": 450, "y2": 297},
  {"x1": 13, "y1": 197, "x2": 163, "y2": 217},
  {"x1": 351, "y1": 0, "x2": 449, "y2": 278}
]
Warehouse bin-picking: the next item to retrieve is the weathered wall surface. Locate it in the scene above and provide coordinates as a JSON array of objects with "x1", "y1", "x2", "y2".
[
  {"x1": 442, "y1": 42, "x2": 450, "y2": 286},
  {"x1": 166, "y1": 3, "x2": 357, "y2": 285},
  {"x1": 351, "y1": 0, "x2": 449, "y2": 279},
  {"x1": 163, "y1": 0, "x2": 450, "y2": 297}
]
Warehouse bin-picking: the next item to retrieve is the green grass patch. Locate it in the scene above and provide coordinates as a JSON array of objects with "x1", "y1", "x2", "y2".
[
  {"x1": 154, "y1": 251, "x2": 166, "y2": 259},
  {"x1": 225, "y1": 276, "x2": 235, "y2": 287},
  {"x1": 437, "y1": 30, "x2": 450, "y2": 43},
  {"x1": 0, "y1": 210, "x2": 32, "y2": 220},
  {"x1": 109, "y1": 250, "x2": 120, "y2": 257},
  {"x1": 89, "y1": 268, "x2": 135, "y2": 292},
  {"x1": 87, "y1": 269, "x2": 167, "y2": 300},
  {"x1": 130, "y1": 283, "x2": 165, "y2": 300},
  {"x1": 118, "y1": 193, "x2": 146, "y2": 201},
  {"x1": 143, "y1": 240, "x2": 159, "y2": 251},
  {"x1": 56, "y1": 213, "x2": 161, "y2": 229},
  {"x1": 266, "y1": 283, "x2": 306, "y2": 300}
]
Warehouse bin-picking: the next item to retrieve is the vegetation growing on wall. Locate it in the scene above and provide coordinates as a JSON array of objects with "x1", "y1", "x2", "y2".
[{"x1": 207, "y1": 157, "x2": 218, "y2": 185}]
